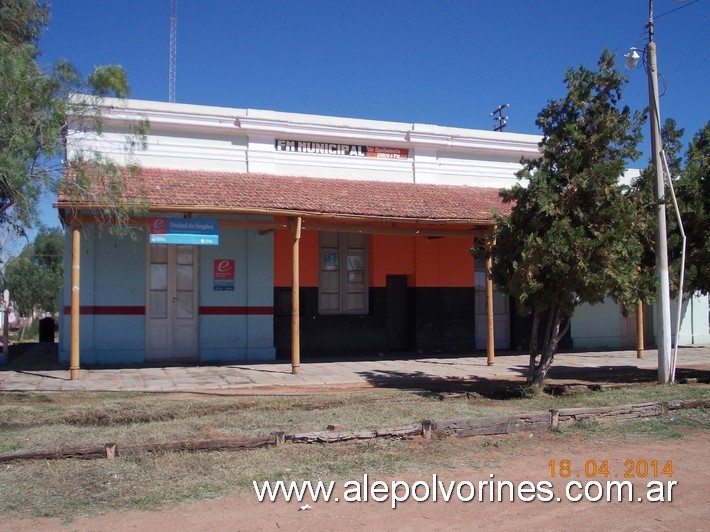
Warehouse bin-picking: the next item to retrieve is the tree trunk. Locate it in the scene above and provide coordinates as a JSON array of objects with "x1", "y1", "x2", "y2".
[
  {"x1": 527, "y1": 311, "x2": 541, "y2": 384},
  {"x1": 528, "y1": 306, "x2": 571, "y2": 387}
]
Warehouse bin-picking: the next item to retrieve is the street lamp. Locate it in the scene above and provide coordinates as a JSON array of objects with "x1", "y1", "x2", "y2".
[
  {"x1": 623, "y1": 48, "x2": 641, "y2": 70},
  {"x1": 625, "y1": 0, "x2": 676, "y2": 384}
]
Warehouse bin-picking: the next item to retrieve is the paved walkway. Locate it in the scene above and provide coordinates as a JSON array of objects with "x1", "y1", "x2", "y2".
[{"x1": 1, "y1": 344, "x2": 709, "y2": 394}]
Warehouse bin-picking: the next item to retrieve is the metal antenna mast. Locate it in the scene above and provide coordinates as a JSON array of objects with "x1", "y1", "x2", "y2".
[
  {"x1": 491, "y1": 103, "x2": 509, "y2": 132},
  {"x1": 169, "y1": 0, "x2": 177, "y2": 103}
]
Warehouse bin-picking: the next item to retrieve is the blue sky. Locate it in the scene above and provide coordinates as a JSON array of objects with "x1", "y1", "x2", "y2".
[{"x1": 35, "y1": 0, "x2": 709, "y2": 228}]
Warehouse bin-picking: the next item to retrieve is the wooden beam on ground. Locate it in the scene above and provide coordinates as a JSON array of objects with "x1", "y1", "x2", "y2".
[
  {"x1": 291, "y1": 217, "x2": 302, "y2": 375},
  {"x1": 70, "y1": 222, "x2": 81, "y2": 380}
]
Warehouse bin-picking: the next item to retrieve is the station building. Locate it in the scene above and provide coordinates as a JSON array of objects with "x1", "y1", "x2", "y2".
[{"x1": 56, "y1": 98, "x2": 709, "y2": 369}]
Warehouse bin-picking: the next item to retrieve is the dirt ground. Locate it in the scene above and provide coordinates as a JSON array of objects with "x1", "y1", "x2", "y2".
[{"x1": 6, "y1": 429, "x2": 708, "y2": 532}]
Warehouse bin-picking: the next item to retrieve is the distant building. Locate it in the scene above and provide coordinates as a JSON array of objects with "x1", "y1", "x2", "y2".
[{"x1": 56, "y1": 98, "x2": 709, "y2": 367}]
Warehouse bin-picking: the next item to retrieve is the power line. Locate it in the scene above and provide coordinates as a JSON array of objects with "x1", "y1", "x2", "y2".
[{"x1": 656, "y1": 0, "x2": 701, "y2": 19}]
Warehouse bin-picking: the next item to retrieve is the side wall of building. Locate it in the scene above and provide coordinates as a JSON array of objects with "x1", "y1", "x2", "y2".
[
  {"x1": 198, "y1": 218, "x2": 275, "y2": 361},
  {"x1": 59, "y1": 217, "x2": 275, "y2": 365},
  {"x1": 672, "y1": 295, "x2": 710, "y2": 346},
  {"x1": 570, "y1": 294, "x2": 710, "y2": 349},
  {"x1": 59, "y1": 225, "x2": 147, "y2": 364},
  {"x1": 273, "y1": 231, "x2": 478, "y2": 356}
]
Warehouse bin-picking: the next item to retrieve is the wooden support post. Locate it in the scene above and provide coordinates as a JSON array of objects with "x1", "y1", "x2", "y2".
[
  {"x1": 291, "y1": 217, "x2": 302, "y2": 375},
  {"x1": 104, "y1": 443, "x2": 117, "y2": 460},
  {"x1": 1, "y1": 291, "x2": 8, "y2": 365},
  {"x1": 421, "y1": 420, "x2": 433, "y2": 440},
  {"x1": 485, "y1": 235, "x2": 495, "y2": 366},
  {"x1": 273, "y1": 432, "x2": 286, "y2": 447},
  {"x1": 636, "y1": 300, "x2": 645, "y2": 359},
  {"x1": 70, "y1": 222, "x2": 81, "y2": 380}
]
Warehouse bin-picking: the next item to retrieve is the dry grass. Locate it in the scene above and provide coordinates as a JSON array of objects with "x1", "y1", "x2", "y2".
[
  {"x1": 0, "y1": 384, "x2": 708, "y2": 520},
  {"x1": 0, "y1": 437, "x2": 500, "y2": 520},
  {"x1": 1, "y1": 385, "x2": 708, "y2": 454}
]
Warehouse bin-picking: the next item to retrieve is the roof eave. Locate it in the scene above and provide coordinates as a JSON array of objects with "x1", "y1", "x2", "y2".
[{"x1": 55, "y1": 201, "x2": 499, "y2": 227}]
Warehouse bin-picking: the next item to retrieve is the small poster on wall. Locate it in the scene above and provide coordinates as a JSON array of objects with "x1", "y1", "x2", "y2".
[
  {"x1": 213, "y1": 259, "x2": 235, "y2": 291},
  {"x1": 323, "y1": 252, "x2": 338, "y2": 270}
]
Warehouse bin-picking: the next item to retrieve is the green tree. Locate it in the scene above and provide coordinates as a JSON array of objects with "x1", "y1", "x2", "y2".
[
  {"x1": 0, "y1": 0, "x2": 147, "y2": 239},
  {"x1": 488, "y1": 50, "x2": 645, "y2": 386},
  {"x1": 626, "y1": 118, "x2": 685, "y2": 304},
  {"x1": 630, "y1": 119, "x2": 710, "y2": 297},
  {"x1": 2, "y1": 226, "x2": 63, "y2": 317},
  {"x1": 674, "y1": 121, "x2": 710, "y2": 295}
]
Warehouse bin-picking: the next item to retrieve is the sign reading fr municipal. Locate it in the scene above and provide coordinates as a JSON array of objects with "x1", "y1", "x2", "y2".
[
  {"x1": 149, "y1": 217, "x2": 219, "y2": 245},
  {"x1": 275, "y1": 139, "x2": 409, "y2": 159}
]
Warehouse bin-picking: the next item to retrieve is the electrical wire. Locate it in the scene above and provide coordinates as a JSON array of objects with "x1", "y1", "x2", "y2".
[{"x1": 655, "y1": 0, "x2": 702, "y2": 19}]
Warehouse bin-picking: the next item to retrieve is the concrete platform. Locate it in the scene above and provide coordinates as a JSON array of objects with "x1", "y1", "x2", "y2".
[{"x1": 1, "y1": 344, "x2": 709, "y2": 394}]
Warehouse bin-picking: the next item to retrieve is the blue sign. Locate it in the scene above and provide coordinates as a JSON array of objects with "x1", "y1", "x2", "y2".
[{"x1": 149, "y1": 218, "x2": 219, "y2": 245}]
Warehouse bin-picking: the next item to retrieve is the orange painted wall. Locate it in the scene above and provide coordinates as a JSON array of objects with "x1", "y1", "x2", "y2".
[
  {"x1": 370, "y1": 234, "x2": 416, "y2": 287},
  {"x1": 275, "y1": 231, "x2": 475, "y2": 288},
  {"x1": 413, "y1": 237, "x2": 475, "y2": 287},
  {"x1": 273, "y1": 229, "x2": 319, "y2": 287}
]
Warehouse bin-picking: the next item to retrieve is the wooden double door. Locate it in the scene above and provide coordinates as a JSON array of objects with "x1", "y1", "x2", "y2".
[{"x1": 146, "y1": 244, "x2": 198, "y2": 360}]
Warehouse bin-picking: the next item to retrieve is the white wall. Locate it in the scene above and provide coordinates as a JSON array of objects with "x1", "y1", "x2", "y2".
[
  {"x1": 572, "y1": 293, "x2": 710, "y2": 350},
  {"x1": 67, "y1": 97, "x2": 541, "y2": 188},
  {"x1": 672, "y1": 293, "x2": 710, "y2": 346},
  {"x1": 571, "y1": 299, "x2": 624, "y2": 349}
]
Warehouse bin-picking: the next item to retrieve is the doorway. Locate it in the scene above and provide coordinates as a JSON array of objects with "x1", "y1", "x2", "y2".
[
  {"x1": 386, "y1": 275, "x2": 410, "y2": 351},
  {"x1": 146, "y1": 244, "x2": 198, "y2": 360}
]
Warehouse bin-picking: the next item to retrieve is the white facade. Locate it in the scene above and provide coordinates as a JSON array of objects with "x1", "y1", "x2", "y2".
[{"x1": 68, "y1": 98, "x2": 540, "y2": 188}]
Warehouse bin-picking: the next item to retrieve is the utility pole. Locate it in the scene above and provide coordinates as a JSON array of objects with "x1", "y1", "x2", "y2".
[{"x1": 646, "y1": 0, "x2": 672, "y2": 384}]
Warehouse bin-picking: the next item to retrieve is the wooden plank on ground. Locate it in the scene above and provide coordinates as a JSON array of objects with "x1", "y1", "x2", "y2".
[
  {"x1": 555, "y1": 402, "x2": 664, "y2": 425},
  {"x1": 289, "y1": 424, "x2": 421, "y2": 443},
  {"x1": 434, "y1": 413, "x2": 551, "y2": 437}
]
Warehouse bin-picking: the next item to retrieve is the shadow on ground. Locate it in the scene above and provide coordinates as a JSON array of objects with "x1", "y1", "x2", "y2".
[
  {"x1": 355, "y1": 365, "x2": 710, "y2": 399},
  {"x1": 2, "y1": 343, "x2": 62, "y2": 370}
]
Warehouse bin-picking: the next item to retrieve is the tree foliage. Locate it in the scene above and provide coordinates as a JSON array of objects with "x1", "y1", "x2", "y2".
[
  {"x1": 1, "y1": 226, "x2": 63, "y2": 316},
  {"x1": 674, "y1": 121, "x2": 710, "y2": 295},
  {"x1": 488, "y1": 50, "x2": 645, "y2": 386},
  {"x1": 0, "y1": 0, "x2": 147, "y2": 239},
  {"x1": 628, "y1": 118, "x2": 683, "y2": 299},
  {"x1": 629, "y1": 119, "x2": 710, "y2": 297},
  {"x1": 0, "y1": 0, "x2": 48, "y2": 46}
]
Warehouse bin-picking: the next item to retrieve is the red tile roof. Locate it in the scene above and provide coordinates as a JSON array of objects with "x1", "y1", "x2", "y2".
[{"x1": 60, "y1": 167, "x2": 510, "y2": 224}]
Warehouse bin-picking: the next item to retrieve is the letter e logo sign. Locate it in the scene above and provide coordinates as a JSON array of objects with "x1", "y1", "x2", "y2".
[
  {"x1": 150, "y1": 217, "x2": 167, "y2": 234},
  {"x1": 213, "y1": 259, "x2": 235, "y2": 280}
]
